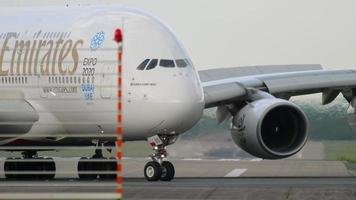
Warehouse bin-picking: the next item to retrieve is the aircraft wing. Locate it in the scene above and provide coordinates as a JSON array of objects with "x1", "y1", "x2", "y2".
[{"x1": 199, "y1": 64, "x2": 356, "y2": 108}]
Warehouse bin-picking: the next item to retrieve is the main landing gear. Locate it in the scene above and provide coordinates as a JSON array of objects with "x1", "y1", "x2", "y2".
[
  {"x1": 144, "y1": 135, "x2": 176, "y2": 182},
  {"x1": 3, "y1": 142, "x2": 117, "y2": 180},
  {"x1": 77, "y1": 143, "x2": 117, "y2": 180},
  {"x1": 4, "y1": 150, "x2": 56, "y2": 180}
]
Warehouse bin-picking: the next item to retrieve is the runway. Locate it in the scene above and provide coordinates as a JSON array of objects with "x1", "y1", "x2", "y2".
[
  {"x1": 0, "y1": 178, "x2": 356, "y2": 200},
  {"x1": 124, "y1": 177, "x2": 356, "y2": 200},
  {"x1": 0, "y1": 158, "x2": 355, "y2": 199}
]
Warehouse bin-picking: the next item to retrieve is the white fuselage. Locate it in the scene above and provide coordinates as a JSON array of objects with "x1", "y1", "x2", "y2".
[{"x1": 0, "y1": 6, "x2": 204, "y2": 146}]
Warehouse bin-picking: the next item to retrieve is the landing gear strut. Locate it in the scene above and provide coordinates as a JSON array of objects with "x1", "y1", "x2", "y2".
[
  {"x1": 144, "y1": 135, "x2": 176, "y2": 181},
  {"x1": 4, "y1": 150, "x2": 56, "y2": 180},
  {"x1": 77, "y1": 143, "x2": 117, "y2": 180}
]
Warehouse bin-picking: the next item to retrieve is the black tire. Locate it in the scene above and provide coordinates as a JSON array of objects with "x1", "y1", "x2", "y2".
[
  {"x1": 160, "y1": 161, "x2": 175, "y2": 181},
  {"x1": 5, "y1": 157, "x2": 56, "y2": 180},
  {"x1": 41, "y1": 158, "x2": 56, "y2": 180},
  {"x1": 78, "y1": 157, "x2": 97, "y2": 180},
  {"x1": 144, "y1": 161, "x2": 162, "y2": 181},
  {"x1": 99, "y1": 158, "x2": 117, "y2": 180},
  {"x1": 4, "y1": 158, "x2": 17, "y2": 179}
]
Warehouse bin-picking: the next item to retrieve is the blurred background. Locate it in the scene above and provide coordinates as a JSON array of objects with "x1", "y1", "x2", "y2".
[{"x1": 1, "y1": 0, "x2": 356, "y2": 163}]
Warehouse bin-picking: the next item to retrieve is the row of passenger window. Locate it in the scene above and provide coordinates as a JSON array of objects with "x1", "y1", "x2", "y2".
[
  {"x1": 0, "y1": 76, "x2": 27, "y2": 84},
  {"x1": 137, "y1": 59, "x2": 190, "y2": 70},
  {"x1": 48, "y1": 76, "x2": 95, "y2": 85},
  {"x1": 0, "y1": 76, "x2": 28, "y2": 84}
]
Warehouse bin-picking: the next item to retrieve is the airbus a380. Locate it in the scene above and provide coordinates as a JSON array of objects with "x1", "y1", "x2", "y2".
[{"x1": 0, "y1": 5, "x2": 356, "y2": 182}]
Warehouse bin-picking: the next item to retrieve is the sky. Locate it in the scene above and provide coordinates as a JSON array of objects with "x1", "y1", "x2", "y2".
[{"x1": 2, "y1": 0, "x2": 356, "y2": 70}]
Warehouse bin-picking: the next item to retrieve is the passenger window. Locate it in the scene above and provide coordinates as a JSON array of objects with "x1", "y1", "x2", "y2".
[
  {"x1": 159, "y1": 59, "x2": 175, "y2": 68},
  {"x1": 175, "y1": 59, "x2": 187, "y2": 68},
  {"x1": 146, "y1": 59, "x2": 158, "y2": 70},
  {"x1": 137, "y1": 59, "x2": 150, "y2": 70}
]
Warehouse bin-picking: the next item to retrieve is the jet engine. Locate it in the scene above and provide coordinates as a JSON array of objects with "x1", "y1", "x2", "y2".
[{"x1": 231, "y1": 98, "x2": 308, "y2": 159}]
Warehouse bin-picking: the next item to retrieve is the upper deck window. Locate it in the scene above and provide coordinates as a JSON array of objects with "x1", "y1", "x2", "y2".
[
  {"x1": 159, "y1": 59, "x2": 175, "y2": 68},
  {"x1": 137, "y1": 59, "x2": 150, "y2": 70},
  {"x1": 146, "y1": 59, "x2": 158, "y2": 70},
  {"x1": 175, "y1": 59, "x2": 188, "y2": 68}
]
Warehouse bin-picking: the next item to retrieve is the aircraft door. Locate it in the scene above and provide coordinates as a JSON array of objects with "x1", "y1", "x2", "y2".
[
  {"x1": 99, "y1": 21, "x2": 123, "y2": 99},
  {"x1": 100, "y1": 63, "x2": 114, "y2": 99}
]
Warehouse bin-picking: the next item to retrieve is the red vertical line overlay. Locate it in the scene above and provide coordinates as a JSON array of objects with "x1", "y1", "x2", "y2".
[{"x1": 116, "y1": 42, "x2": 123, "y2": 198}]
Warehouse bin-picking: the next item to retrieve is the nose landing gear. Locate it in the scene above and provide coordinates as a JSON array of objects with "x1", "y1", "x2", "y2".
[{"x1": 144, "y1": 135, "x2": 176, "y2": 182}]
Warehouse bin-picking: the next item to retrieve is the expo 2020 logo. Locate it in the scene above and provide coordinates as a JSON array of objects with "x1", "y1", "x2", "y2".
[{"x1": 90, "y1": 31, "x2": 105, "y2": 51}]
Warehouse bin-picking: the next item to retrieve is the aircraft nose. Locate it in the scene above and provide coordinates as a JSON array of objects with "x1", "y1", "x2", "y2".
[{"x1": 158, "y1": 74, "x2": 204, "y2": 134}]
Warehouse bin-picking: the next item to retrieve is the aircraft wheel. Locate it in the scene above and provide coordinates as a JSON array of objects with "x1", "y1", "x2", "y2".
[
  {"x1": 99, "y1": 157, "x2": 117, "y2": 180},
  {"x1": 78, "y1": 157, "x2": 97, "y2": 180},
  {"x1": 42, "y1": 158, "x2": 56, "y2": 180},
  {"x1": 4, "y1": 158, "x2": 17, "y2": 179},
  {"x1": 144, "y1": 161, "x2": 162, "y2": 181},
  {"x1": 4, "y1": 157, "x2": 55, "y2": 180},
  {"x1": 160, "y1": 161, "x2": 175, "y2": 181}
]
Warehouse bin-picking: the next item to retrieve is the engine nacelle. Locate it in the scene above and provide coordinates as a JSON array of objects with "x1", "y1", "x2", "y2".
[{"x1": 231, "y1": 98, "x2": 308, "y2": 159}]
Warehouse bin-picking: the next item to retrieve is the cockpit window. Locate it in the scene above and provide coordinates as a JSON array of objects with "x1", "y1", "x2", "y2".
[
  {"x1": 137, "y1": 59, "x2": 150, "y2": 70},
  {"x1": 185, "y1": 58, "x2": 193, "y2": 66},
  {"x1": 159, "y1": 59, "x2": 175, "y2": 68},
  {"x1": 175, "y1": 59, "x2": 188, "y2": 68},
  {"x1": 146, "y1": 59, "x2": 158, "y2": 70}
]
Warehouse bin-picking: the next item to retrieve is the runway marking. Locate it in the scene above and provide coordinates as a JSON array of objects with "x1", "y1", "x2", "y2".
[
  {"x1": 224, "y1": 168, "x2": 247, "y2": 177},
  {"x1": 183, "y1": 158, "x2": 203, "y2": 161},
  {"x1": 218, "y1": 158, "x2": 241, "y2": 161},
  {"x1": 248, "y1": 158, "x2": 263, "y2": 162}
]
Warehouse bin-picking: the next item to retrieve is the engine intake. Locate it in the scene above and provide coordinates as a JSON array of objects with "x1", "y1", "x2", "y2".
[{"x1": 231, "y1": 98, "x2": 308, "y2": 159}]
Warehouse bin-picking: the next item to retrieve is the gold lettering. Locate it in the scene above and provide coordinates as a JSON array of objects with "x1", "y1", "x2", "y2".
[
  {"x1": 10, "y1": 40, "x2": 31, "y2": 75},
  {"x1": 58, "y1": 40, "x2": 72, "y2": 75},
  {"x1": 40, "y1": 40, "x2": 53, "y2": 75},
  {"x1": 0, "y1": 35, "x2": 12, "y2": 76},
  {"x1": 69, "y1": 40, "x2": 83, "y2": 75},
  {"x1": 51, "y1": 39, "x2": 63, "y2": 75},
  {"x1": 34, "y1": 40, "x2": 46, "y2": 75},
  {"x1": 27, "y1": 40, "x2": 37, "y2": 75}
]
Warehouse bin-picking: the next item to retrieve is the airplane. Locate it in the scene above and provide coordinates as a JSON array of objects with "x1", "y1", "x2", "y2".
[{"x1": 0, "y1": 5, "x2": 356, "y2": 182}]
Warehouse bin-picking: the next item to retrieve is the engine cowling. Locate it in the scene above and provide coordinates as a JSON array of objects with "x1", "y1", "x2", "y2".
[{"x1": 231, "y1": 98, "x2": 308, "y2": 159}]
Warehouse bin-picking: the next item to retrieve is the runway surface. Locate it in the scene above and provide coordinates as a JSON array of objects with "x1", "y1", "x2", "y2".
[
  {"x1": 0, "y1": 158, "x2": 355, "y2": 199},
  {"x1": 124, "y1": 177, "x2": 356, "y2": 200},
  {"x1": 0, "y1": 178, "x2": 356, "y2": 200}
]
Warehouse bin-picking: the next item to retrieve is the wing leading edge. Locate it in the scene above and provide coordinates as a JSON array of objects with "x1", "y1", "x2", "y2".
[{"x1": 200, "y1": 64, "x2": 356, "y2": 108}]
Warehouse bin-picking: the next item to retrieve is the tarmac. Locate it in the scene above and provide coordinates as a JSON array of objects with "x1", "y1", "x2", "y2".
[{"x1": 0, "y1": 158, "x2": 355, "y2": 199}]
